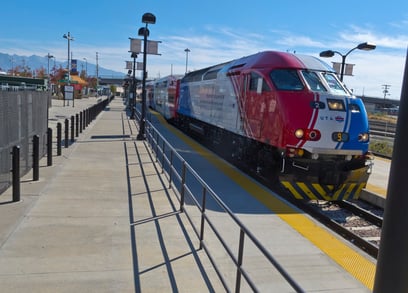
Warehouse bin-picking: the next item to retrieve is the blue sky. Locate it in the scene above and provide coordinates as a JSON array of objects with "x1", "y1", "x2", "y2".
[{"x1": 1, "y1": 0, "x2": 408, "y2": 99}]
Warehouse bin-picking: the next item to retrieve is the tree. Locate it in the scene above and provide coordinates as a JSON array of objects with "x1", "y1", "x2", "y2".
[{"x1": 35, "y1": 67, "x2": 46, "y2": 79}]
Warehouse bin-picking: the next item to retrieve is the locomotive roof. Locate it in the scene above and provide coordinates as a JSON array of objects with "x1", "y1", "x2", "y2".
[
  {"x1": 226, "y1": 51, "x2": 335, "y2": 72},
  {"x1": 182, "y1": 51, "x2": 335, "y2": 82}
]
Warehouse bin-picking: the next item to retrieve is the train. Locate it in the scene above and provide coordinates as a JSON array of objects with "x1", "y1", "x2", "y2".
[{"x1": 147, "y1": 51, "x2": 373, "y2": 201}]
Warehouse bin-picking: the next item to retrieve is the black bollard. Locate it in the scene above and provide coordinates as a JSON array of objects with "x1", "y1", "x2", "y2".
[
  {"x1": 12, "y1": 146, "x2": 20, "y2": 202},
  {"x1": 57, "y1": 122, "x2": 62, "y2": 156},
  {"x1": 75, "y1": 113, "x2": 79, "y2": 137},
  {"x1": 64, "y1": 119, "x2": 69, "y2": 148},
  {"x1": 70, "y1": 115, "x2": 75, "y2": 143},
  {"x1": 32, "y1": 135, "x2": 39, "y2": 181},
  {"x1": 80, "y1": 112, "x2": 83, "y2": 133},
  {"x1": 47, "y1": 127, "x2": 52, "y2": 166}
]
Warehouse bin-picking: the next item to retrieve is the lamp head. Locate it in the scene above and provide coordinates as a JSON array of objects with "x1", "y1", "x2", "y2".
[
  {"x1": 357, "y1": 42, "x2": 376, "y2": 51},
  {"x1": 142, "y1": 13, "x2": 156, "y2": 24},
  {"x1": 319, "y1": 50, "x2": 335, "y2": 58},
  {"x1": 138, "y1": 27, "x2": 149, "y2": 37}
]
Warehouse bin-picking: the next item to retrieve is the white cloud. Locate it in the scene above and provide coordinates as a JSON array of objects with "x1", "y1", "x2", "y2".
[{"x1": 2, "y1": 24, "x2": 407, "y2": 99}]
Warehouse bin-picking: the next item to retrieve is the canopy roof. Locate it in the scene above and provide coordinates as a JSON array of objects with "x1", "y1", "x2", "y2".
[{"x1": 70, "y1": 75, "x2": 88, "y2": 86}]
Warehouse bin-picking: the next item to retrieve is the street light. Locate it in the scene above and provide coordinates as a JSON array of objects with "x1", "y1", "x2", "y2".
[
  {"x1": 319, "y1": 42, "x2": 376, "y2": 81},
  {"x1": 130, "y1": 52, "x2": 138, "y2": 119},
  {"x1": 63, "y1": 32, "x2": 74, "y2": 106},
  {"x1": 137, "y1": 12, "x2": 156, "y2": 140},
  {"x1": 63, "y1": 32, "x2": 74, "y2": 80},
  {"x1": 184, "y1": 48, "x2": 190, "y2": 74},
  {"x1": 46, "y1": 53, "x2": 54, "y2": 91},
  {"x1": 83, "y1": 57, "x2": 87, "y2": 77}
]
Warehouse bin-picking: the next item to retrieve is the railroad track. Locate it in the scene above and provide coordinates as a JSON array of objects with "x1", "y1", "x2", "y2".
[
  {"x1": 369, "y1": 119, "x2": 396, "y2": 138},
  {"x1": 249, "y1": 169, "x2": 384, "y2": 259},
  {"x1": 303, "y1": 200, "x2": 382, "y2": 259}
]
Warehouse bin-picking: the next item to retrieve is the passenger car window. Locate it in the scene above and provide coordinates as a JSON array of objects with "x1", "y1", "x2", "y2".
[{"x1": 270, "y1": 69, "x2": 304, "y2": 91}]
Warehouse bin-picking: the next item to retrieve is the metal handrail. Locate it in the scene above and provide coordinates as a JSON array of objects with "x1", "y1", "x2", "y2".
[{"x1": 136, "y1": 108, "x2": 304, "y2": 292}]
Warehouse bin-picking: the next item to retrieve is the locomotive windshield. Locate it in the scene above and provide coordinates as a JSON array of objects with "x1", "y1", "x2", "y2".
[
  {"x1": 270, "y1": 68, "x2": 349, "y2": 96},
  {"x1": 301, "y1": 70, "x2": 349, "y2": 95},
  {"x1": 270, "y1": 69, "x2": 304, "y2": 91},
  {"x1": 321, "y1": 72, "x2": 349, "y2": 95},
  {"x1": 301, "y1": 71, "x2": 327, "y2": 92}
]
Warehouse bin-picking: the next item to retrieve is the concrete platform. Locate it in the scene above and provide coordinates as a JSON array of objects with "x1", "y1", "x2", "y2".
[
  {"x1": 0, "y1": 97, "x2": 374, "y2": 292},
  {"x1": 361, "y1": 156, "x2": 390, "y2": 208}
]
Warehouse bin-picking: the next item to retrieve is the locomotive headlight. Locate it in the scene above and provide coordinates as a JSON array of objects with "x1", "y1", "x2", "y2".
[
  {"x1": 295, "y1": 129, "x2": 304, "y2": 139},
  {"x1": 327, "y1": 99, "x2": 345, "y2": 111},
  {"x1": 358, "y1": 132, "x2": 369, "y2": 142},
  {"x1": 311, "y1": 153, "x2": 319, "y2": 160}
]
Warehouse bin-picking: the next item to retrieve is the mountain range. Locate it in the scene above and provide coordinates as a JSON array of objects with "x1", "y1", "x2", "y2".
[{"x1": 0, "y1": 52, "x2": 124, "y2": 78}]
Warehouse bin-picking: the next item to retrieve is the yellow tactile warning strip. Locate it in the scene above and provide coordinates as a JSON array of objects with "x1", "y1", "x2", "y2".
[
  {"x1": 153, "y1": 113, "x2": 376, "y2": 290},
  {"x1": 366, "y1": 183, "x2": 387, "y2": 197}
]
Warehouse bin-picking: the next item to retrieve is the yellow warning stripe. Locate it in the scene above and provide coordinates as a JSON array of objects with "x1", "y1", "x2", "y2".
[
  {"x1": 154, "y1": 111, "x2": 376, "y2": 290},
  {"x1": 281, "y1": 181, "x2": 304, "y2": 199},
  {"x1": 311, "y1": 183, "x2": 332, "y2": 201},
  {"x1": 296, "y1": 182, "x2": 318, "y2": 200}
]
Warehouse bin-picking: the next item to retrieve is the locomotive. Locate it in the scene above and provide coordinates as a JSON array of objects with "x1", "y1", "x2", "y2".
[{"x1": 148, "y1": 51, "x2": 372, "y2": 201}]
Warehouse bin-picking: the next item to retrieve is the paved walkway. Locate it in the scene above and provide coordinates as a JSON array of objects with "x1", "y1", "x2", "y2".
[
  {"x1": 0, "y1": 96, "x2": 378, "y2": 292},
  {"x1": 0, "y1": 97, "x2": 222, "y2": 292}
]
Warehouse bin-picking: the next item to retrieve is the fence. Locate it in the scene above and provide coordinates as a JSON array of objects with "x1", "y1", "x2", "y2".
[
  {"x1": 0, "y1": 91, "x2": 49, "y2": 194},
  {"x1": 139, "y1": 110, "x2": 304, "y2": 292}
]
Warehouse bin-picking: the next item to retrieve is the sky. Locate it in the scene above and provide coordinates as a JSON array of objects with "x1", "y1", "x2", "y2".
[{"x1": 1, "y1": 1, "x2": 408, "y2": 99}]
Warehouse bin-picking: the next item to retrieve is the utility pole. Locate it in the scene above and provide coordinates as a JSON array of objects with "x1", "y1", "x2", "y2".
[
  {"x1": 96, "y1": 52, "x2": 99, "y2": 96},
  {"x1": 382, "y1": 84, "x2": 391, "y2": 108}
]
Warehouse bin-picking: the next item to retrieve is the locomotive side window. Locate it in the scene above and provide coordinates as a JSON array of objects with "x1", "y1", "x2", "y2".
[
  {"x1": 301, "y1": 70, "x2": 327, "y2": 92},
  {"x1": 270, "y1": 69, "x2": 304, "y2": 91},
  {"x1": 249, "y1": 72, "x2": 270, "y2": 92}
]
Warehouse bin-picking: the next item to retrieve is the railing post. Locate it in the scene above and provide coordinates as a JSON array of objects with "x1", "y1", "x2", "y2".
[
  {"x1": 199, "y1": 187, "x2": 207, "y2": 250},
  {"x1": 180, "y1": 162, "x2": 186, "y2": 212},
  {"x1": 47, "y1": 127, "x2": 52, "y2": 166},
  {"x1": 12, "y1": 146, "x2": 20, "y2": 202},
  {"x1": 169, "y1": 150, "x2": 173, "y2": 189},
  {"x1": 235, "y1": 229, "x2": 245, "y2": 293},
  {"x1": 161, "y1": 141, "x2": 165, "y2": 173},
  {"x1": 57, "y1": 122, "x2": 62, "y2": 155},
  {"x1": 32, "y1": 135, "x2": 39, "y2": 181},
  {"x1": 64, "y1": 118, "x2": 69, "y2": 148}
]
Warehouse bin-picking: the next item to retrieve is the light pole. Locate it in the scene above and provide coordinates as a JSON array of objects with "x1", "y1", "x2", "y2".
[
  {"x1": 319, "y1": 42, "x2": 376, "y2": 81},
  {"x1": 63, "y1": 32, "x2": 74, "y2": 81},
  {"x1": 137, "y1": 12, "x2": 156, "y2": 140},
  {"x1": 46, "y1": 53, "x2": 54, "y2": 91},
  {"x1": 83, "y1": 57, "x2": 87, "y2": 77},
  {"x1": 130, "y1": 52, "x2": 137, "y2": 119},
  {"x1": 63, "y1": 32, "x2": 74, "y2": 106},
  {"x1": 184, "y1": 48, "x2": 190, "y2": 74}
]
